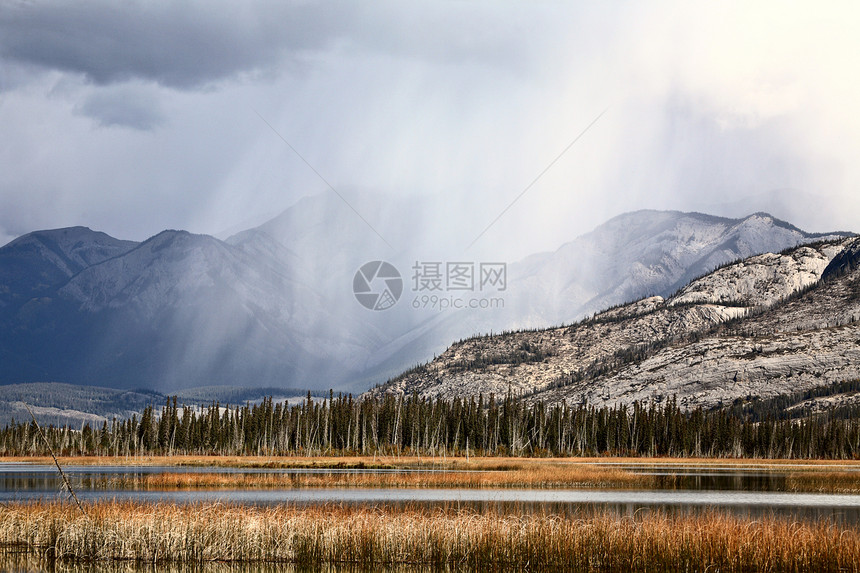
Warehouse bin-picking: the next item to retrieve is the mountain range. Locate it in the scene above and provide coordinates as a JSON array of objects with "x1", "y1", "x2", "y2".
[
  {"x1": 0, "y1": 192, "x2": 850, "y2": 395},
  {"x1": 372, "y1": 235, "x2": 860, "y2": 413}
]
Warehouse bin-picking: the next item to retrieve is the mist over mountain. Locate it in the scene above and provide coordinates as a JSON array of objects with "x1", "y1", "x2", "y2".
[
  {"x1": 507, "y1": 210, "x2": 845, "y2": 326},
  {"x1": 0, "y1": 193, "x2": 850, "y2": 394},
  {"x1": 373, "y1": 236, "x2": 860, "y2": 412},
  {"x1": 0, "y1": 227, "x2": 137, "y2": 306}
]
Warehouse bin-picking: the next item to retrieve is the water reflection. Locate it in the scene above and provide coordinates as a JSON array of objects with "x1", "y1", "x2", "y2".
[
  {"x1": 3, "y1": 486, "x2": 860, "y2": 525},
  {"x1": 3, "y1": 462, "x2": 860, "y2": 525},
  {"x1": 0, "y1": 462, "x2": 833, "y2": 493},
  {"x1": 0, "y1": 554, "x2": 429, "y2": 573},
  {"x1": 0, "y1": 464, "x2": 480, "y2": 494}
]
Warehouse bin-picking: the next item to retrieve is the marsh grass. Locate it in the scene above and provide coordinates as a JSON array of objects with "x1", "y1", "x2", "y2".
[
  {"x1": 786, "y1": 470, "x2": 860, "y2": 493},
  {"x1": 95, "y1": 464, "x2": 654, "y2": 491},
  {"x1": 7, "y1": 454, "x2": 860, "y2": 493},
  {"x1": 84, "y1": 459, "x2": 860, "y2": 494},
  {"x1": 2, "y1": 501, "x2": 859, "y2": 571},
  {"x1": 0, "y1": 552, "x2": 397, "y2": 572}
]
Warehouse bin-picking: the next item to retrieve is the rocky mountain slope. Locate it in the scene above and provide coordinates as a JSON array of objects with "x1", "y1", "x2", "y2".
[
  {"x1": 0, "y1": 195, "x2": 851, "y2": 393},
  {"x1": 504, "y1": 211, "x2": 845, "y2": 327},
  {"x1": 372, "y1": 237, "x2": 860, "y2": 410},
  {"x1": 359, "y1": 210, "x2": 850, "y2": 386}
]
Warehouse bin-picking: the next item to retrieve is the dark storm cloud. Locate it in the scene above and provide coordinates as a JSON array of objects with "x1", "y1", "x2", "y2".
[
  {"x1": 0, "y1": 1, "x2": 527, "y2": 91},
  {"x1": 0, "y1": 1, "x2": 349, "y2": 89},
  {"x1": 0, "y1": 1, "x2": 857, "y2": 254}
]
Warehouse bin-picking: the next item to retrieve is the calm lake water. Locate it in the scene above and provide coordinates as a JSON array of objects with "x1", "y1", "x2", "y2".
[
  {"x1": 0, "y1": 555, "x2": 418, "y2": 573},
  {"x1": 3, "y1": 462, "x2": 860, "y2": 572},
  {"x1": 2, "y1": 462, "x2": 860, "y2": 523},
  {"x1": 0, "y1": 553, "x2": 419, "y2": 573}
]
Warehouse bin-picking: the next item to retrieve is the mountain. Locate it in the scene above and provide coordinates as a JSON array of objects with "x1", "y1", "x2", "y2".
[
  {"x1": 0, "y1": 195, "x2": 851, "y2": 394},
  {"x1": 1, "y1": 229, "x2": 348, "y2": 390},
  {"x1": 355, "y1": 210, "x2": 850, "y2": 386},
  {"x1": 0, "y1": 382, "x2": 315, "y2": 427},
  {"x1": 504, "y1": 210, "x2": 847, "y2": 328},
  {"x1": 0, "y1": 226, "x2": 137, "y2": 312},
  {"x1": 0, "y1": 382, "x2": 164, "y2": 428},
  {"x1": 371, "y1": 237, "x2": 860, "y2": 411}
]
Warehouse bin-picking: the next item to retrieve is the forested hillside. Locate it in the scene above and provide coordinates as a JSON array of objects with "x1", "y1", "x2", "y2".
[{"x1": 4, "y1": 391, "x2": 860, "y2": 459}]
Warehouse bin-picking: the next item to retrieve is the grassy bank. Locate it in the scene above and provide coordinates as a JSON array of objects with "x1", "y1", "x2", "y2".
[
  {"x1": 785, "y1": 470, "x2": 860, "y2": 493},
  {"x1": 20, "y1": 455, "x2": 847, "y2": 493},
  {"x1": 6, "y1": 454, "x2": 860, "y2": 469},
  {"x1": 95, "y1": 464, "x2": 653, "y2": 491},
  {"x1": 1, "y1": 501, "x2": 859, "y2": 571}
]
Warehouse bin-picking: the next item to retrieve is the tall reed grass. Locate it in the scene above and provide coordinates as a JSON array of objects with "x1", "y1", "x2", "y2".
[{"x1": 1, "y1": 501, "x2": 859, "y2": 571}]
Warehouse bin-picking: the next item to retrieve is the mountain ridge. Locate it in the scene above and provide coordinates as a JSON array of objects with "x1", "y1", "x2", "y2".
[
  {"x1": 0, "y1": 199, "x2": 852, "y2": 394},
  {"x1": 370, "y1": 236, "x2": 860, "y2": 411}
]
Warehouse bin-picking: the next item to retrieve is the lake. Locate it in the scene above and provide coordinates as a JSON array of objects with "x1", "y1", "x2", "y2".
[
  {"x1": 2, "y1": 461, "x2": 860, "y2": 522},
  {"x1": 4, "y1": 460, "x2": 860, "y2": 572}
]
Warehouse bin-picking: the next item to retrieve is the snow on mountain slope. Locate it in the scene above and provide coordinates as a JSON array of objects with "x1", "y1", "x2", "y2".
[
  {"x1": 2, "y1": 226, "x2": 137, "y2": 273},
  {"x1": 371, "y1": 237, "x2": 857, "y2": 408},
  {"x1": 537, "y1": 251, "x2": 860, "y2": 410},
  {"x1": 365, "y1": 211, "x2": 851, "y2": 387},
  {"x1": 506, "y1": 211, "x2": 849, "y2": 328}
]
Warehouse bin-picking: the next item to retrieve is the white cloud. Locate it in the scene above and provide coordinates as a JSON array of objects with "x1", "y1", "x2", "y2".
[{"x1": 0, "y1": 1, "x2": 858, "y2": 257}]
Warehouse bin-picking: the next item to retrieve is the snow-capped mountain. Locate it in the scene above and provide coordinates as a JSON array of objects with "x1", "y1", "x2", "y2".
[
  {"x1": 0, "y1": 194, "x2": 850, "y2": 393},
  {"x1": 359, "y1": 210, "x2": 849, "y2": 386},
  {"x1": 505, "y1": 210, "x2": 846, "y2": 328}
]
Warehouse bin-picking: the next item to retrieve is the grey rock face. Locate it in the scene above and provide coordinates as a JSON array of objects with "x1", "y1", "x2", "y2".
[{"x1": 372, "y1": 238, "x2": 860, "y2": 410}]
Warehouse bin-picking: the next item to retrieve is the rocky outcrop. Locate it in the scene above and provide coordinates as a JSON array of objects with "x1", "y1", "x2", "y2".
[
  {"x1": 371, "y1": 238, "x2": 860, "y2": 410},
  {"x1": 822, "y1": 237, "x2": 860, "y2": 280}
]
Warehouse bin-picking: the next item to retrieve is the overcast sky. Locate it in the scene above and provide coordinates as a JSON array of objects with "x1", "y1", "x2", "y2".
[{"x1": 1, "y1": 1, "x2": 858, "y2": 258}]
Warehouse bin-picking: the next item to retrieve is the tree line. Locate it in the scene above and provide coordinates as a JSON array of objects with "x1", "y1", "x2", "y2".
[{"x1": 1, "y1": 392, "x2": 859, "y2": 459}]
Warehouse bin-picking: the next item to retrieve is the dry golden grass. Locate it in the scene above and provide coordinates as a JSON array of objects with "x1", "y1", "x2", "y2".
[
  {"x1": 96, "y1": 464, "x2": 653, "y2": 491},
  {"x1": 1, "y1": 501, "x2": 859, "y2": 571},
  {"x1": 70, "y1": 457, "x2": 859, "y2": 493},
  {"x1": 6, "y1": 454, "x2": 860, "y2": 493},
  {"x1": 786, "y1": 470, "x2": 860, "y2": 493},
  {"x1": 0, "y1": 555, "x2": 309, "y2": 573}
]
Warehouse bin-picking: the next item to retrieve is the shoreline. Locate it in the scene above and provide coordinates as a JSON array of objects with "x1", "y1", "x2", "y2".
[
  {"x1": 4, "y1": 454, "x2": 860, "y2": 468},
  {"x1": 3, "y1": 455, "x2": 860, "y2": 493}
]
